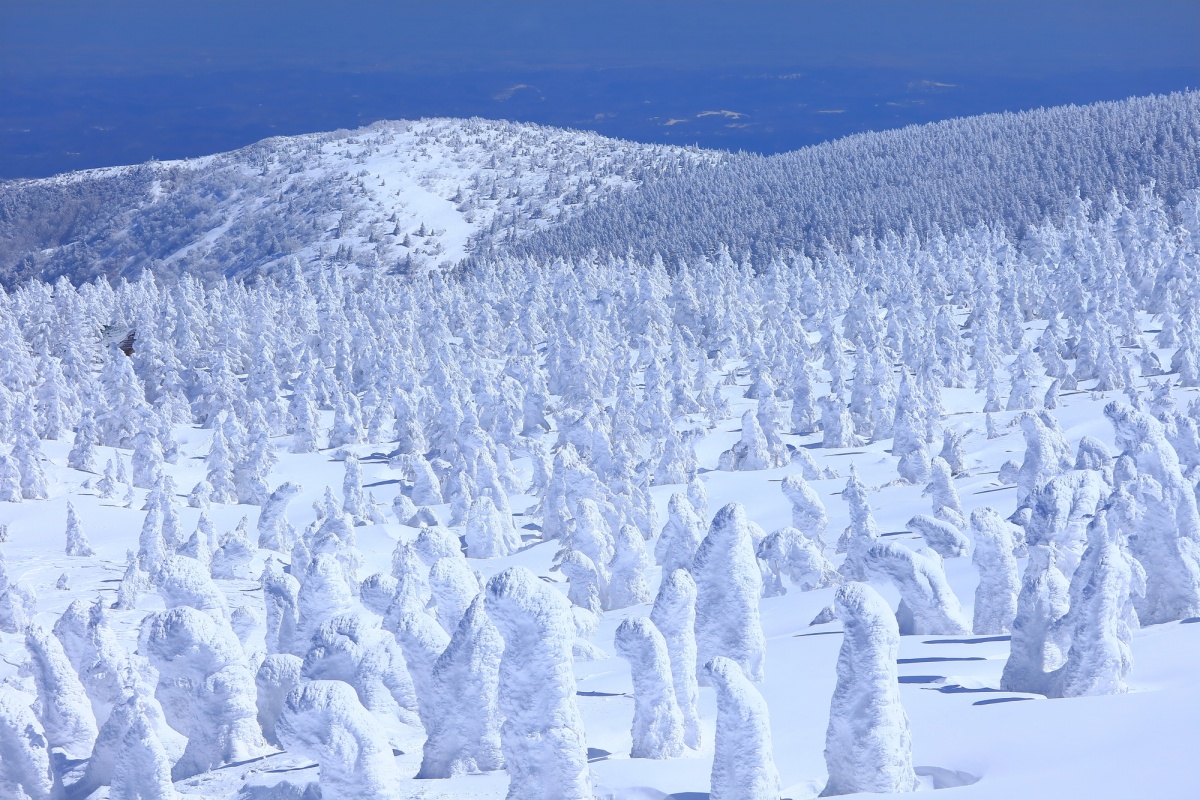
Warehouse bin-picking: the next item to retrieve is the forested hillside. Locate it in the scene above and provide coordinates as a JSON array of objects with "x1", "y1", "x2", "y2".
[{"x1": 511, "y1": 91, "x2": 1200, "y2": 264}]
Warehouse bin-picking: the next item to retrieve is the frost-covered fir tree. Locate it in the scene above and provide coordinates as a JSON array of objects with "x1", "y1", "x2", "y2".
[
  {"x1": 1050, "y1": 510, "x2": 1140, "y2": 698},
  {"x1": 650, "y1": 568, "x2": 701, "y2": 750},
  {"x1": 139, "y1": 606, "x2": 266, "y2": 779},
  {"x1": 0, "y1": 686, "x2": 58, "y2": 800},
  {"x1": 608, "y1": 523, "x2": 652, "y2": 608},
  {"x1": 1000, "y1": 545, "x2": 1071, "y2": 694},
  {"x1": 615, "y1": 616, "x2": 685, "y2": 759},
  {"x1": 68, "y1": 408, "x2": 99, "y2": 473},
  {"x1": 693, "y1": 503, "x2": 766, "y2": 683},
  {"x1": 22, "y1": 624, "x2": 98, "y2": 759},
  {"x1": 970, "y1": 507, "x2": 1020, "y2": 635},
  {"x1": 276, "y1": 681, "x2": 404, "y2": 800},
  {"x1": 656, "y1": 492, "x2": 705, "y2": 575},
  {"x1": 924, "y1": 456, "x2": 965, "y2": 527},
  {"x1": 418, "y1": 595, "x2": 504, "y2": 778},
  {"x1": 837, "y1": 467, "x2": 881, "y2": 581},
  {"x1": 865, "y1": 540, "x2": 970, "y2": 635},
  {"x1": 706, "y1": 656, "x2": 780, "y2": 800},
  {"x1": 108, "y1": 708, "x2": 180, "y2": 800},
  {"x1": 484, "y1": 567, "x2": 591, "y2": 800},
  {"x1": 906, "y1": 514, "x2": 970, "y2": 558},
  {"x1": 821, "y1": 582, "x2": 917, "y2": 796},
  {"x1": 780, "y1": 473, "x2": 828, "y2": 542},
  {"x1": 64, "y1": 501, "x2": 95, "y2": 557},
  {"x1": 1104, "y1": 401, "x2": 1200, "y2": 623},
  {"x1": 258, "y1": 481, "x2": 301, "y2": 552}
]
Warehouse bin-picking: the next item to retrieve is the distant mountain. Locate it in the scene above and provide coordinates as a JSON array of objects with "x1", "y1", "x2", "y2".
[
  {"x1": 3, "y1": 92, "x2": 1198, "y2": 287},
  {"x1": 0, "y1": 118, "x2": 715, "y2": 285}
]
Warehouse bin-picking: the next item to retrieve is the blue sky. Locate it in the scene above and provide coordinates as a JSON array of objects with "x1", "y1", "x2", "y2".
[{"x1": 2, "y1": 2, "x2": 1197, "y2": 177}]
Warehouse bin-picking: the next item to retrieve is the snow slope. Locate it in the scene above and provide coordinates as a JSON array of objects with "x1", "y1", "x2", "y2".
[
  {"x1": 0, "y1": 118, "x2": 716, "y2": 284},
  {"x1": 2, "y1": 322, "x2": 1199, "y2": 799}
]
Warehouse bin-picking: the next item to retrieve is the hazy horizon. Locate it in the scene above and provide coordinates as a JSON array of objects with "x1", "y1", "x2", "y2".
[{"x1": 3, "y1": 1, "x2": 1197, "y2": 178}]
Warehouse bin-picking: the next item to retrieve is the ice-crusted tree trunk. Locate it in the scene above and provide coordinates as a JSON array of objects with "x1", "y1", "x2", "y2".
[
  {"x1": 484, "y1": 566, "x2": 592, "y2": 800},
  {"x1": 614, "y1": 617, "x2": 685, "y2": 759},
  {"x1": 970, "y1": 507, "x2": 1020, "y2": 635},
  {"x1": 821, "y1": 582, "x2": 917, "y2": 796},
  {"x1": 650, "y1": 568, "x2": 702, "y2": 750},
  {"x1": 276, "y1": 680, "x2": 403, "y2": 800},
  {"x1": 705, "y1": 656, "x2": 780, "y2": 800},
  {"x1": 693, "y1": 503, "x2": 767, "y2": 683}
]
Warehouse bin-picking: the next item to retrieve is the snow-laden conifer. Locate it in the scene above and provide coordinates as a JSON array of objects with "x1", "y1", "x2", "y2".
[
  {"x1": 706, "y1": 656, "x2": 780, "y2": 800},
  {"x1": 485, "y1": 566, "x2": 591, "y2": 800},
  {"x1": 820, "y1": 582, "x2": 917, "y2": 796},
  {"x1": 650, "y1": 568, "x2": 701, "y2": 750},
  {"x1": 693, "y1": 503, "x2": 766, "y2": 682},
  {"x1": 970, "y1": 507, "x2": 1021, "y2": 634},
  {"x1": 139, "y1": 605, "x2": 265, "y2": 779},
  {"x1": 615, "y1": 616, "x2": 685, "y2": 759},
  {"x1": 276, "y1": 681, "x2": 404, "y2": 800}
]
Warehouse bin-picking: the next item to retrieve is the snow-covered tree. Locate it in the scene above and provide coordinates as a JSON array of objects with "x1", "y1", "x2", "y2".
[
  {"x1": 276, "y1": 681, "x2": 404, "y2": 800},
  {"x1": 705, "y1": 656, "x2": 780, "y2": 800},
  {"x1": 139, "y1": 606, "x2": 266, "y2": 779},
  {"x1": 693, "y1": 503, "x2": 766, "y2": 683},
  {"x1": 650, "y1": 568, "x2": 701, "y2": 750},
  {"x1": 64, "y1": 501, "x2": 95, "y2": 557},
  {"x1": 614, "y1": 616, "x2": 685, "y2": 759},
  {"x1": 0, "y1": 687, "x2": 58, "y2": 800},
  {"x1": 970, "y1": 507, "x2": 1020, "y2": 635},
  {"x1": 821, "y1": 582, "x2": 917, "y2": 796},
  {"x1": 484, "y1": 567, "x2": 591, "y2": 800},
  {"x1": 22, "y1": 624, "x2": 98, "y2": 759}
]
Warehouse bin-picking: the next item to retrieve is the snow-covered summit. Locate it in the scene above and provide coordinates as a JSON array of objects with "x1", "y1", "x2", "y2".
[{"x1": 0, "y1": 118, "x2": 717, "y2": 284}]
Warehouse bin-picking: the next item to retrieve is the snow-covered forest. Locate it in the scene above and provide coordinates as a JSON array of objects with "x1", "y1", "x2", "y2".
[{"x1": 1, "y1": 91, "x2": 1200, "y2": 799}]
